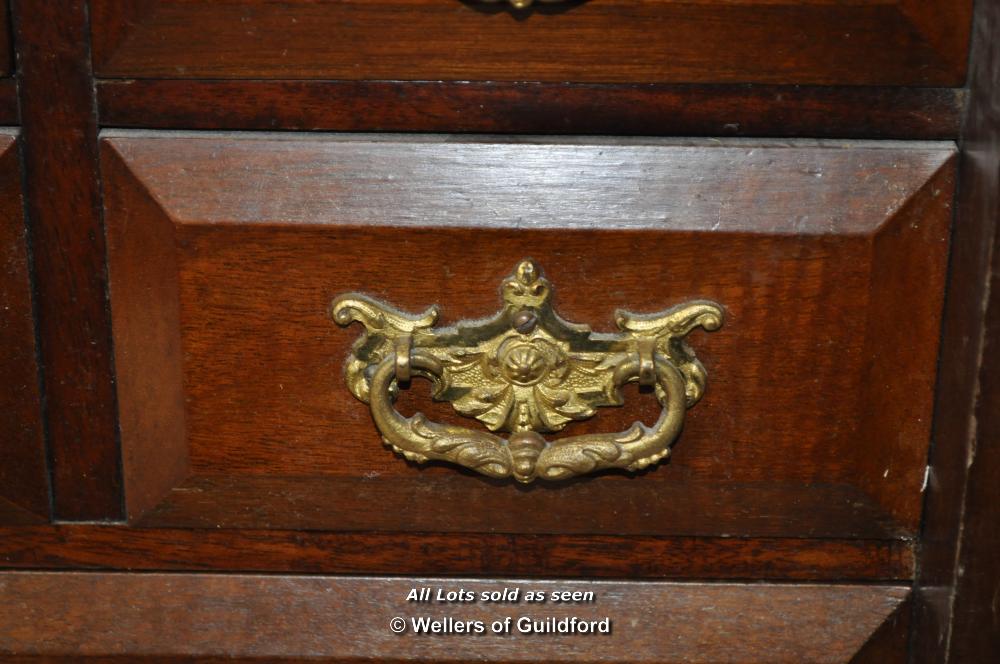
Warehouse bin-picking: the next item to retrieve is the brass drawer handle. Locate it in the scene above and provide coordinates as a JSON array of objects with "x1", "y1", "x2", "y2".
[
  {"x1": 332, "y1": 260, "x2": 722, "y2": 483},
  {"x1": 478, "y1": 0, "x2": 569, "y2": 9}
]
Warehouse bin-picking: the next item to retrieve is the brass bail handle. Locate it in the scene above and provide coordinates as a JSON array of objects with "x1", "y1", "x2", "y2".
[
  {"x1": 332, "y1": 260, "x2": 723, "y2": 483},
  {"x1": 478, "y1": 0, "x2": 570, "y2": 8}
]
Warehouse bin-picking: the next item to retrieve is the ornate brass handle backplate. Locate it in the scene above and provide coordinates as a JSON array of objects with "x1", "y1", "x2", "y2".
[
  {"x1": 480, "y1": 0, "x2": 566, "y2": 8},
  {"x1": 332, "y1": 260, "x2": 723, "y2": 483}
]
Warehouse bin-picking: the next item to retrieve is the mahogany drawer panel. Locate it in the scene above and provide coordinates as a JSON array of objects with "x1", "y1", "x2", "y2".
[
  {"x1": 0, "y1": 131, "x2": 48, "y2": 525},
  {"x1": 90, "y1": 0, "x2": 971, "y2": 86},
  {"x1": 101, "y1": 134, "x2": 953, "y2": 558}
]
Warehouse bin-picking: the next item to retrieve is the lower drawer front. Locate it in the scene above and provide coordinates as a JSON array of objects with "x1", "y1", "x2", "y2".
[
  {"x1": 0, "y1": 573, "x2": 909, "y2": 663},
  {"x1": 101, "y1": 133, "x2": 953, "y2": 580}
]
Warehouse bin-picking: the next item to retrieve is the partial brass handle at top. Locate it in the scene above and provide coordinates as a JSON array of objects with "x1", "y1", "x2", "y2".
[
  {"x1": 332, "y1": 260, "x2": 723, "y2": 483},
  {"x1": 479, "y1": 0, "x2": 569, "y2": 8}
]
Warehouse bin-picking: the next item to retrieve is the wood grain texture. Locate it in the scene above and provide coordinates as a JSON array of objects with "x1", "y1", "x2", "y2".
[
  {"x1": 101, "y1": 134, "x2": 954, "y2": 542},
  {"x1": 0, "y1": 573, "x2": 909, "y2": 662},
  {"x1": 96, "y1": 80, "x2": 966, "y2": 139},
  {"x1": 0, "y1": 524, "x2": 914, "y2": 580},
  {"x1": 0, "y1": 132, "x2": 48, "y2": 523},
  {"x1": 89, "y1": 0, "x2": 970, "y2": 86},
  {"x1": 913, "y1": 0, "x2": 1000, "y2": 661},
  {"x1": 11, "y1": 0, "x2": 123, "y2": 520}
]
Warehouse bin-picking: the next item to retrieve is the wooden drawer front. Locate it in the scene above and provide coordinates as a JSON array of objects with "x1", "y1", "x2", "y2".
[
  {"x1": 0, "y1": 132, "x2": 48, "y2": 524},
  {"x1": 0, "y1": 573, "x2": 909, "y2": 663},
  {"x1": 91, "y1": 0, "x2": 971, "y2": 86},
  {"x1": 102, "y1": 134, "x2": 952, "y2": 579}
]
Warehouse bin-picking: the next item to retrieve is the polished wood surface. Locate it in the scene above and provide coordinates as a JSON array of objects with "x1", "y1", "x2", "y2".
[
  {"x1": 89, "y1": 0, "x2": 971, "y2": 86},
  {"x1": 11, "y1": 0, "x2": 123, "y2": 520},
  {"x1": 0, "y1": 133, "x2": 47, "y2": 524},
  {"x1": 102, "y1": 135, "x2": 953, "y2": 542},
  {"x1": 0, "y1": 573, "x2": 908, "y2": 662},
  {"x1": 0, "y1": 524, "x2": 913, "y2": 581},
  {"x1": 97, "y1": 80, "x2": 965, "y2": 139}
]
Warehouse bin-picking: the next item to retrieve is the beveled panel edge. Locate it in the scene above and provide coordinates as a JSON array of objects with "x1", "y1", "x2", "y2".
[
  {"x1": 98, "y1": 132, "x2": 957, "y2": 236},
  {"x1": 0, "y1": 572, "x2": 910, "y2": 662},
  {"x1": 100, "y1": 140, "x2": 190, "y2": 522},
  {"x1": 849, "y1": 598, "x2": 911, "y2": 664},
  {"x1": 854, "y1": 154, "x2": 957, "y2": 530}
]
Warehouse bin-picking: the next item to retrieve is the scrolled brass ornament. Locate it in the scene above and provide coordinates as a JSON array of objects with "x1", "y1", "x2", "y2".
[
  {"x1": 478, "y1": 0, "x2": 567, "y2": 8},
  {"x1": 332, "y1": 260, "x2": 722, "y2": 483}
]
